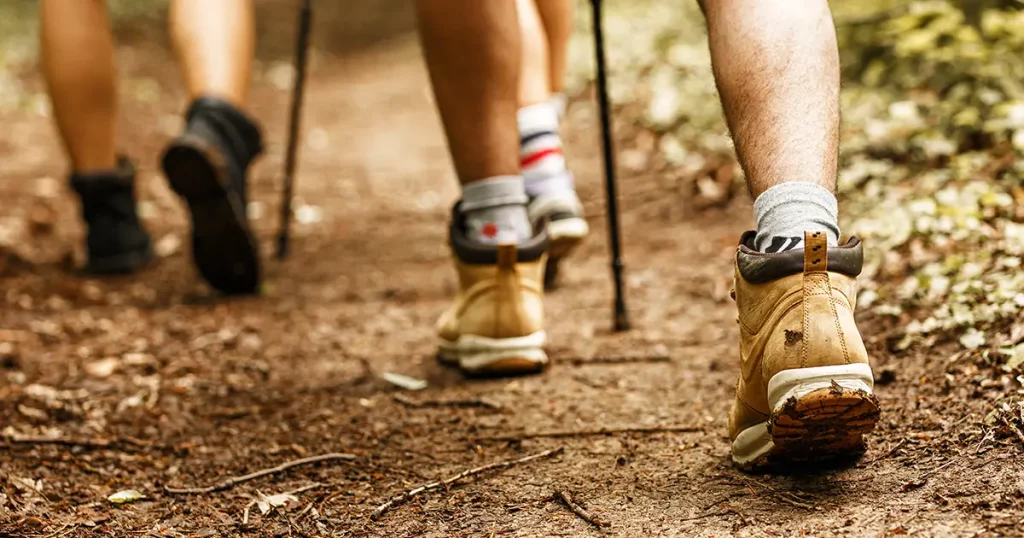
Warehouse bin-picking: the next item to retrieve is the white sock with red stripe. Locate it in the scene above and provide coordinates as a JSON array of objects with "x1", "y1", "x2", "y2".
[{"x1": 518, "y1": 102, "x2": 574, "y2": 198}]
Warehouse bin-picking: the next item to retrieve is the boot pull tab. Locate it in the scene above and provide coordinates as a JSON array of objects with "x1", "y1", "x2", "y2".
[
  {"x1": 803, "y1": 231, "x2": 828, "y2": 274},
  {"x1": 496, "y1": 243, "x2": 519, "y2": 270}
]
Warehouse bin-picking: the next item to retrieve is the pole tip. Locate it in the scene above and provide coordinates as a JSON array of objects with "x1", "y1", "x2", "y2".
[
  {"x1": 276, "y1": 235, "x2": 290, "y2": 260},
  {"x1": 613, "y1": 310, "x2": 631, "y2": 332}
]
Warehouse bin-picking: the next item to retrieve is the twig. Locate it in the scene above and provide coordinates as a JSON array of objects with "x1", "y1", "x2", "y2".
[
  {"x1": 679, "y1": 510, "x2": 732, "y2": 522},
  {"x1": 0, "y1": 435, "x2": 150, "y2": 451},
  {"x1": 1000, "y1": 414, "x2": 1024, "y2": 448},
  {"x1": 554, "y1": 490, "x2": 608, "y2": 528},
  {"x1": 478, "y1": 425, "x2": 701, "y2": 442},
  {"x1": 864, "y1": 438, "x2": 908, "y2": 465},
  {"x1": 165, "y1": 454, "x2": 354, "y2": 494},
  {"x1": 372, "y1": 446, "x2": 564, "y2": 520},
  {"x1": 43, "y1": 524, "x2": 75, "y2": 538},
  {"x1": 569, "y1": 355, "x2": 670, "y2": 366},
  {"x1": 393, "y1": 393, "x2": 502, "y2": 410},
  {"x1": 776, "y1": 492, "x2": 815, "y2": 511}
]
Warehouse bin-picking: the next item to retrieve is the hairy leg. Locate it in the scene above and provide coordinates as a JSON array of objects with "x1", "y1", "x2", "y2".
[
  {"x1": 703, "y1": 0, "x2": 840, "y2": 198},
  {"x1": 40, "y1": 0, "x2": 117, "y2": 172}
]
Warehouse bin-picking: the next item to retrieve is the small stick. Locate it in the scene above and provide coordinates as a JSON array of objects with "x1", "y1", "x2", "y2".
[
  {"x1": 372, "y1": 446, "x2": 564, "y2": 520},
  {"x1": 478, "y1": 425, "x2": 701, "y2": 442},
  {"x1": 569, "y1": 355, "x2": 670, "y2": 366},
  {"x1": 1000, "y1": 414, "x2": 1024, "y2": 447},
  {"x1": 1, "y1": 435, "x2": 151, "y2": 451},
  {"x1": 393, "y1": 393, "x2": 502, "y2": 410},
  {"x1": 165, "y1": 454, "x2": 354, "y2": 494},
  {"x1": 864, "y1": 438, "x2": 908, "y2": 465},
  {"x1": 555, "y1": 490, "x2": 608, "y2": 528}
]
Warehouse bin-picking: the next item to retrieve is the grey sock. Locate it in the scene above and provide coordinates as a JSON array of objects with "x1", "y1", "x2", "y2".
[
  {"x1": 460, "y1": 176, "x2": 533, "y2": 244},
  {"x1": 753, "y1": 182, "x2": 840, "y2": 253}
]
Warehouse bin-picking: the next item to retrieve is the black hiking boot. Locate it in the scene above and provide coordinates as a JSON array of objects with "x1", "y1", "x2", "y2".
[
  {"x1": 70, "y1": 157, "x2": 154, "y2": 275},
  {"x1": 161, "y1": 96, "x2": 263, "y2": 295}
]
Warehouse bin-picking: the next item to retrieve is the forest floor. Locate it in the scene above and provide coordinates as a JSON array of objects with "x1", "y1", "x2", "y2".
[{"x1": 0, "y1": 3, "x2": 1022, "y2": 537}]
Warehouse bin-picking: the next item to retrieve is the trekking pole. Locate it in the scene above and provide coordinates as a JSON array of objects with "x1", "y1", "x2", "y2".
[
  {"x1": 590, "y1": 0, "x2": 630, "y2": 332},
  {"x1": 277, "y1": 0, "x2": 314, "y2": 260}
]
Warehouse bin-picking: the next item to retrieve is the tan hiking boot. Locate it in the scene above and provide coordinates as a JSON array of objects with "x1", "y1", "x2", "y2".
[
  {"x1": 436, "y1": 209, "x2": 549, "y2": 376},
  {"x1": 730, "y1": 230, "x2": 880, "y2": 470}
]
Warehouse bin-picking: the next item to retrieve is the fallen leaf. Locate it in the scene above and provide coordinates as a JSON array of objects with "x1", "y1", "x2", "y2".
[
  {"x1": 382, "y1": 372, "x2": 428, "y2": 391},
  {"x1": 255, "y1": 492, "x2": 271, "y2": 515},
  {"x1": 108, "y1": 489, "x2": 146, "y2": 504},
  {"x1": 85, "y1": 357, "x2": 120, "y2": 378},
  {"x1": 16, "y1": 405, "x2": 48, "y2": 420},
  {"x1": 264, "y1": 493, "x2": 300, "y2": 511}
]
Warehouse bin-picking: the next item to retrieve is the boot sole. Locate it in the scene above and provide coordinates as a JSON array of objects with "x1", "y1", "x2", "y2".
[
  {"x1": 162, "y1": 134, "x2": 260, "y2": 295},
  {"x1": 84, "y1": 242, "x2": 154, "y2": 275},
  {"x1": 731, "y1": 363, "x2": 879, "y2": 471},
  {"x1": 437, "y1": 331, "x2": 548, "y2": 377},
  {"x1": 544, "y1": 218, "x2": 588, "y2": 289}
]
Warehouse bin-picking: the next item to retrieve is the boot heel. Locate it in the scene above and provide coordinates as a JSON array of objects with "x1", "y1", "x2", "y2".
[
  {"x1": 767, "y1": 364, "x2": 880, "y2": 464},
  {"x1": 446, "y1": 331, "x2": 548, "y2": 377}
]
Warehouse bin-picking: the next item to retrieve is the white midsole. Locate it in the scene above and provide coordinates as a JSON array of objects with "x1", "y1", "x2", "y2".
[
  {"x1": 767, "y1": 363, "x2": 874, "y2": 410},
  {"x1": 549, "y1": 218, "x2": 589, "y2": 242},
  {"x1": 437, "y1": 331, "x2": 548, "y2": 371},
  {"x1": 731, "y1": 363, "x2": 876, "y2": 466}
]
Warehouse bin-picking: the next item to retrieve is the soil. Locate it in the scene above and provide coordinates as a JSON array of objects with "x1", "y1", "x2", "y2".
[{"x1": 1, "y1": 4, "x2": 1023, "y2": 537}]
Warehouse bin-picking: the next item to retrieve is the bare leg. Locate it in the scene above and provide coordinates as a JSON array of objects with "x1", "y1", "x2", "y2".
[
  {"x1": 534, "y1": 0, "x2": 573, "y2": 96},
  {"x1": 416, "y1": 0, "x2": 520, "y2": 185},
  {"x1": 518, "y1": 0, "x2": 587, "y2": 279},
  {"x1": 517, "y1": 0, "x2": 551, "y2": 107},
  {"x1": 703, "y1": 0, "x2": 840, "y2": 198},
  {"x1": 422, "y1": 1, "x2": 549, "y2": 378},
  {"x1": 169, "y1": 0, "x2": 255, "y2": 107},
  {"x1": 40, "y1": 0, "x2": 117, "y2": 172}
]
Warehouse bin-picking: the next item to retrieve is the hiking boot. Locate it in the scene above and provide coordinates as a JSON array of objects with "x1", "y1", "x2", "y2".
[
  {"x1": 161, "y1": 96, "x2": 263, "y2": 295},
  {"x1": 527, "y1": 184, "x2": 588, "y2": 289},
  {"x1": 70, "y1": 157, "x2": 153, "y2": 275},
  {"x1": 730, "y1": 230, "x2": 880, "y2": 470},
  {"x1": 436, "y1": 205, "x2": 549, "y2": 376}
]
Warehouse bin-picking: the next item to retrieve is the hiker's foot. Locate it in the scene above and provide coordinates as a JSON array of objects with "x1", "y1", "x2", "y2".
[
  {"x1": 71, "y1": 157, "x2": 154, "y2": 275},
  {"x1": 529, "y1": 189, "x2": 587, "y2": 288},
  {"x1": 161, "y1": 96, "x2": 263, "y2": 295},
  {"x1": 519, "y1": 101, "x2": 588, "y2": 287},
  {"x1": 436, "y1": 205, "x2": 549, "y2": 377},
  {"x1": 729, "y1": 230, "x2": 880, "y2": 471}
]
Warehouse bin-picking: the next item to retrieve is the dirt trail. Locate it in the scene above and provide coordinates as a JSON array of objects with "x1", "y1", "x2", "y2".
[{"x1": 1, "y1": 16, "x2": 1022, "y2": 538}]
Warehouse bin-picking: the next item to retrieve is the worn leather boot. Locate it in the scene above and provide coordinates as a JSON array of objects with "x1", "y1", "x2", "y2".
[
  {"x1": 730, "y1": 230, "x2": 880, "y2": 470},
  {"x1": 161, "y1": 96, "x2": 263, "y2": 295},
  {"x1": 436, "y1": 206, "x2": 549, "y2": 377}
]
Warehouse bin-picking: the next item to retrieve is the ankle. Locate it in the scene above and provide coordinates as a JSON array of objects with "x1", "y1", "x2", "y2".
[
  {"x1": 752, "y1": 182, "x2": 839, "y2": 253},
  {"x1": 460, "y1": 176, "x2": 532, "y2": 245}
]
